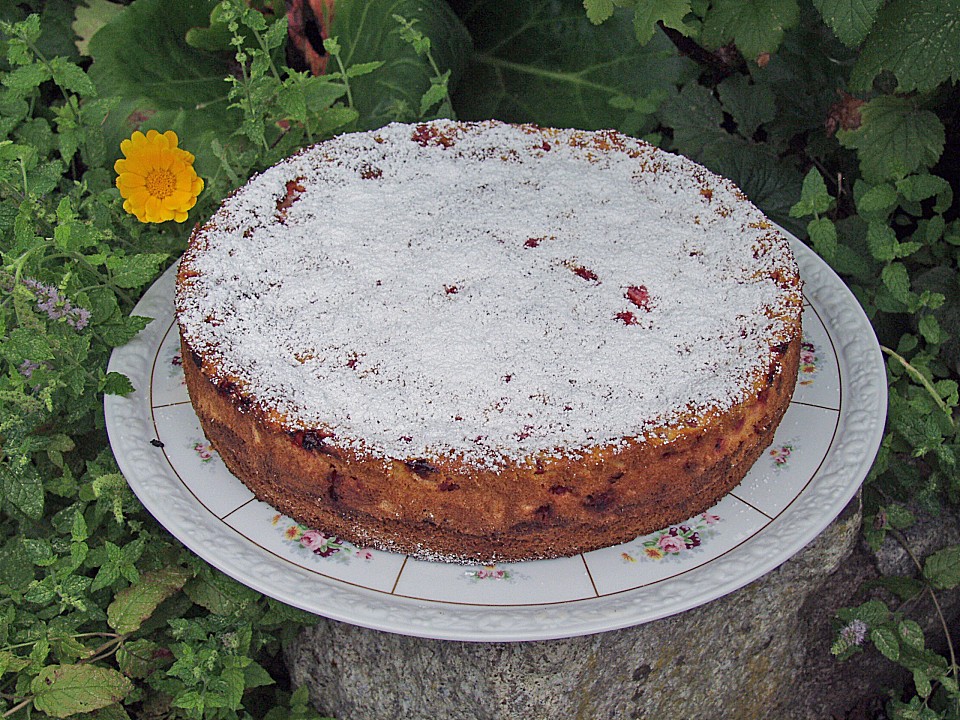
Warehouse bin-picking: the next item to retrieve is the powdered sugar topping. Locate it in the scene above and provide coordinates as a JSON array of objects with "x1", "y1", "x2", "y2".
[{"x1": 176, "y1": 121, "x2": 801, "y2": 467}]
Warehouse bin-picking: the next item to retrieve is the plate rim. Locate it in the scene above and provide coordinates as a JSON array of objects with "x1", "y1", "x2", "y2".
[{"x1": 105, "y1": 233, "x2": 887, "y2": 641}]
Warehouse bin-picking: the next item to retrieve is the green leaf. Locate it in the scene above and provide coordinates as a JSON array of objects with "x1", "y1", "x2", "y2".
[
  {"x1": 851, "y1": 0, "x2": 960, "y2": 93},
  {"x1": 101, "y1": 372, "x2": 134, "y2": 396},
  {"x1": 632, "y1": 0, "x2": 695, "y2": 44},
  {"x1": 88, "y1": 0, "x2": 231, "y2": 106},
  {"x1": 455, "y1": 0, "x2": 694, "y2": 131},
  {"x1": 107, "y1": 567, "x2": 192, "y2": 634},
  {"x1": 881, "y1": 262, "x2": 914, "y2": 305},
  {"x1": 1, "y1": 461, "x2": 44, "y2": 520},
  {"x1": 856, "y1": 183, "x2": 898, "y2": 216},
  {"x1": 31, "y1": 664, "x2": 133, "y2": 718},
  {"x1": 105, "y1": 253, "x2": 167, "y2": 289},
  {"x1": 717, "y1": 75, "x2": 775, "y2": 140},
  {"x1": 184, "y1": 566, "x2": 259, "y2": 616},
  {"x1": 701, "y1": 0, "x2": 800, "y2": 60},
  {"x1": 922, "y1": 545, "x2": 960, "y2": 590},
  {"x1": 808, "y1": 217, "x2": 838, "y2": 261},
  {"x1": 898, "y1": 620, "x2": 925, "y2": 651},
  {"x1": 116, "y1": 639, "x2": 171, "y2": 679},
  {"x1": 331, "y1": 0, "x2": 471, "y2": 130},
  {"x1": 790, "y1": 168, "x2": 833, "y2": 218},
  {"x1": 866, "y1": 221, "x2": 898, "y2": 261},
  {"x1": 584, "y1": 0, "x2": 616, "y2": 24},
  {"x1": 837, "y1": 96, "x2": 946, "y2": 183},
  {"x1": 871, "y1": 626, "x2": 900, "y2": 661},
  {"x1": 896, "y1": 174, "x2": 953, "y2": 213},
  {"x1": 5, "y1": 327, "x2": 55, "y2": 363},
  {"x1": 48, "y1": 57, "x2": 97, "y2": 97},
  {"x1": 73, "y1": 0, "x2": 127, "y2": 56},
  {"x1": 812, "y1": 0, "x2": 883, "y2": 47}
]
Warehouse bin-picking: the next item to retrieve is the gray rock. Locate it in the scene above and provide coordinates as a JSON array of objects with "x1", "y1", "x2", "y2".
[{"x1": 287, "y1": 496, "x2": 917, "y2": 720}]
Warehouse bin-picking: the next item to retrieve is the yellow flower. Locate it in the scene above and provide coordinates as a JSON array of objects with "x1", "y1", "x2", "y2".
[{"x1": 114, "y1": 130, "x2": 204, "y2": 223}]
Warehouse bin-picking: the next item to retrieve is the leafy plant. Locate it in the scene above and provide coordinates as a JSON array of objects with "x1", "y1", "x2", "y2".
[{"x1": 0, "y1": 0, "x2": 957, "y2": 717}]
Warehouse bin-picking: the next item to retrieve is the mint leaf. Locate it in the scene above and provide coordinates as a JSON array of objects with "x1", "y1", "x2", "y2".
[
  {"x1": 583, "y1": 0, "x2": 616, "y2": 24},
  {"x1": 851, "y1": 0, "x2": 960, "y2": 93},
  {"x1": 456, "y1": 0, "x2": 694, "y2": 131},
  {"x1": 1, "y1": 462, "x2": 44, "y2": 520},
  {"x1": 813, "y1": 0, "x2": 883, "y2": 47},
  {"x1": 790, "y1": 168, "x2": 832, "y2": 218},
  {"x1": 881, "y1": 262, "x2": 914, "y2": 305},
  {"x1": 856, "y1": 183, "x2": 898, "y2": 216},
  {"x1": 101, "y1": 372, "x2": 134, "y2": 396},
  {"x1": 871, "y1": 626, "x2": 900, "y2": 661},
  {"x1": 661, "y1": 82, "x2": 727, "y2": 160},
  {"x1": 32, "y1": 664, "x2": 133, "y2": 717},
  {"x1": 633, "y1": 0, "x2": 695, "y2": 45},
  {"x1": 808, "y1": 217, "x2": 838, "y2": 261},
  {"x1": 107, "y1": 567, "x2": 192, "y2": 634},
  {"x1": 701, "y1": 0, "x2": 800, "y2": 60},
  {"x1": 867, "y1": 221, "x2": 898, "y2": 261},
  {"x1": 105, "y1": 253, "x2": 166, "y2": 289},
  {"x1": 837, "y1": 96, "x2": 945, "y2": 183},
  {"x1": 331, "y1": 0, "x2": 471, "y2": 129},
  {"x1": 923, "y1": 545, "x2": 960, "y2": 590}
]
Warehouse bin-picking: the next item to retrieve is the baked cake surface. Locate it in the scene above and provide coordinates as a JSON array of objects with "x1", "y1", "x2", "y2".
[{"x1": 175, "y1": 120, "x2": 803, "y2": 562}]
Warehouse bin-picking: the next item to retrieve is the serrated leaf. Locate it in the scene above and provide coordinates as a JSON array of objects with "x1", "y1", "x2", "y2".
[
  {"x1": 633, "y1": 0, "x2": 695, "y2": 44},
  {"x1": 116, "y1": 639, "x2": 171, "y2": 679},
  {"x1": 701, "y1": 0, "x2": 800, "y2": 60},
  {"x1": 838, "y1": 96, "x2": 945, "y2": 183},
  {"x1": 918, "y1": 314, "x2": 946, "y2": 345},
  {"x1": 584, "y1": 0, "x2": 616, "y2": 24},
  {"x1": 1, "y1": 461, "x2": 44, "y2": 520},
  {"x1": 896, "y1": 174, "x2": 953, "y2": 212},
  {"x1": 31, "y1": 665, "x2": 132, "y2": 717},
  {"x1": 717, "y1": 74, "x2": 775, "y2": 139},
  {"x1": 922, "y1": 545, "x2": 960, "y2": 590},
  {"x1": 455, "y1": 0, "x2": 694, "y2": 131},
  {"x1": 884, "y1": 503, "x2": 915, "y2": 529},
  {"x1": 184, "y1": 567, "x2": 259, "y2": 616},
  {"x1": 808, "y1": 217, "x2": 837, "y2": 261},
  {"x1": 871, "y1": 626, "x2": 900, "y2": 661},
  {"x1": 851, "y1": 0, "x2": 960, "y2": 93},
  {"x1": 331, "y1": 0, "x2": 470, "y2": 130},
  {"x1": 790, "y1": 168, "x2": 833, "y2": 218},
  {"x1": 73, "y1": 0, "x2": 127, "y2": 56},
  {"x1": 813, "y1": 0, "x2": 883, "y2": 47},
  {"x1": 107, "y1": 567, "x2": 192, "y2": 634},
  {"x1": 101, "y1": 372, "x2": 134, "y2": 396},
  {"x1": 898, "y1": 620, "x2": 925, "y2": 651},
  {"x1": 49, "y1": 57, "x2": 97, "y2": 97},
  {"x1": 2, "y1": 62, "x2": 52, "y2": 93},
  {"x1": 881, "y1": 262, "x2": 913, "y2": 305},
  {"x1": 105, "y1": 253, "x2": 166, "y2": 289},
  {"x1": 857, "y1": 183, "x2": 898, "y2": 215},
  {"x1": 866, "y1": 221, "x2": 898, "y2": 261}
]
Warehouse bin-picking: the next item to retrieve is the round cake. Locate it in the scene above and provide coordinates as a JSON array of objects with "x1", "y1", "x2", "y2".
[{"x1": 175, "y1": 120, "x2": 803, "y2": 563}]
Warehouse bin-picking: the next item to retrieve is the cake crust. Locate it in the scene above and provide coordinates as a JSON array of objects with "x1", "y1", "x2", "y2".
[{"x1": 176, "y1": 120, "x2": 803, "y2": 562}]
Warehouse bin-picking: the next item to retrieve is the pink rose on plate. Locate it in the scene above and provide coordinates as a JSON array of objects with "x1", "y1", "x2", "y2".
[
  {"x1": 658, "y1": 534, "x2": 687, "y2": 554},
  {"x1": 701, "y1": 513, "x2": 720, "y2": 525},
  {"x1": 299, "y1": 530, "x2": 326, "y2": 551}
]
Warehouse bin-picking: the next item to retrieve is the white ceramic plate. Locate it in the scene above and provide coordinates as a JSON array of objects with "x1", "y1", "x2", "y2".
[{"x1": 105, "y1": 236, "x2": 886, "y2": 641}]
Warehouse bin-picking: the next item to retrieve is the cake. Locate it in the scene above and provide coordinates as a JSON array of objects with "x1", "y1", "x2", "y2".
[{"x1": 175, "y1": 120, "x2": 803, "y2": 563}]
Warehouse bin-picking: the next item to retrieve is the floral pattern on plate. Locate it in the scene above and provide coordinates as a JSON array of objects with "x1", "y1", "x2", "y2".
[
  {"x1": 621, "y1": 512, "x2": 722, "y2": 562},
  {"x1": 168, "y1": 348, "x2": 187, "y2": 384},
  {"x1": 462, "y1": 565, "x2": 523, "y2": 583},
  {"x1": 272, "y1": 515, "x2": 374, "y2": 564},
  {"x1": 192, "y1": 439, "x2": 216, "y2": 463},
  {"x1": 798, "y1": 339, "x2": 821, "y2": 386},
  {"x1": 768, "y1": 439, "x2": 799, "y2": 471}
]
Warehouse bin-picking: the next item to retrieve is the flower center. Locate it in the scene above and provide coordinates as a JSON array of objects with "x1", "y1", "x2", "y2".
[{"x1": 145, "y1": 168, "x2": 176, "y2": 199}]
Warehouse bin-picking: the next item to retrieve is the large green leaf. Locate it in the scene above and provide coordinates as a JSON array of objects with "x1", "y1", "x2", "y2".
[
  {"x1": 107, "y1": 567, "x2": 192, "y2": 634},
  {"x1": 812, "y1": 0, "x2": 883, "y2": 47},
  {"x1": 700, "y1": 0, "x2": 800, "y2": 60},
  {"x1": 850, "y1": 0, "x2": 960, "y2": 93},
  {"x1": 453, "y1": 0, "x2": 694, "y2": 131},
  {"x1": 330, "y1": 0, "x2": 473, "y2": 128},
  {"x1": 87, "y1": 0, "x2": 234, "y2": 111},
  {"x1": 31, "y1": 664, "x2": 133, "y2": 718},
  {"x1": 837, "y1": 95, "x2": 946, "y2": 183}
]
